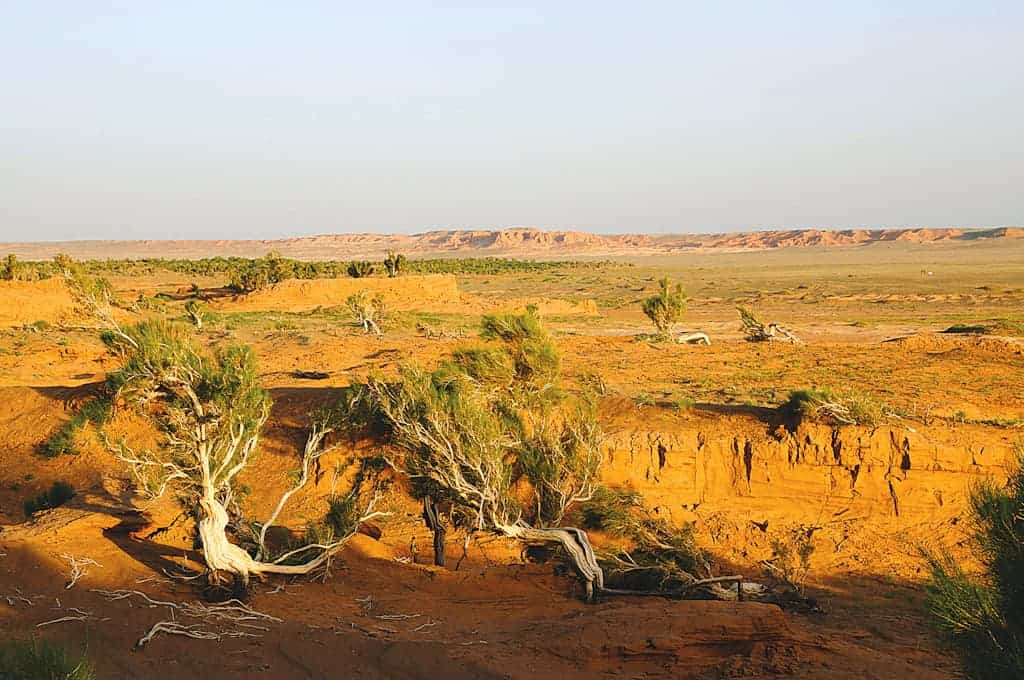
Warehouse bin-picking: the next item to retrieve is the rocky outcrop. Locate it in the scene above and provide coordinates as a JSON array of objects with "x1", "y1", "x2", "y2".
[
  {"x1": 2, "y1": 226, "x2": 1021, "y2": 260},
  {"x1": 597, "y1": 402, "x2": 1017, "y2": 575}
]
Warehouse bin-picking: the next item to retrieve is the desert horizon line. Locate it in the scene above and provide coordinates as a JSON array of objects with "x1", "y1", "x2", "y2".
[{"x1": 2, "y1": 223, "x2": 1021, "y2": 245}]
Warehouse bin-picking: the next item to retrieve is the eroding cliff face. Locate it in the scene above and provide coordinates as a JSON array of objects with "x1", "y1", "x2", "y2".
[{"x1": 597, "y1": 402, "x2": 1016, "y2": 577}]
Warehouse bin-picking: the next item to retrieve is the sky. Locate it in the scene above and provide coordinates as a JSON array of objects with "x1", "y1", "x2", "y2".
[{"x1": 1, "y1": 1, "x2": 1022, "y2": 241}]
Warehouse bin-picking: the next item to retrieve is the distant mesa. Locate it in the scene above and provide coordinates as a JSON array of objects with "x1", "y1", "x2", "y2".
[{"x1": 0, "y1": 225, "x2": 1019, "y2": 260}]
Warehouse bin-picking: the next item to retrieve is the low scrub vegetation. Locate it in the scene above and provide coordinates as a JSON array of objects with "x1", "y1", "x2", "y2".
[
  {"x1": 383, "y1": 251, "x2": 406, "y2": 277},
  {"x1": 335, "y1": 309, "x2": 606, "y2": 596},
  {"x1": 7, "y1": 254, "x2": 612, "y2": 289},
  {"x1": 346, "y1": 261, "x2": 376, "y2": 278},
  {"x1": 763, "y1": 526, "x2": 816, "y2": 593},
  {"x1": 778, "y1": 388, "x2": 882, "y2": 426},
  {"x1": 641, "y1": 277, "x2": 687, "y2": 339},
  {"x1": 332, "y1": 310, "x2": 736, "y2": 601},
  {"x1": 42, "y1": 398, "x2": 111, "y2": 457},
  {"x1": 23, "y1": 481, "x2": 76, "y2": 516},
  {"x1": 0, "y1": 639, "x2": 94, "y2": 680},
  {"x1": 346, "y1": 290, "x2": 387, "y2": 335},
  {"x1": 925, "y1": 450, "x2": 1024, "y2": 679},
  {"x1": 573, "y1": 487, "x2": 713, "y2": 593}
]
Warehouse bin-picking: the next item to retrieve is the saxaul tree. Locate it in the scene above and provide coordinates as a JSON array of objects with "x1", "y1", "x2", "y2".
[
  {"x1": 56, "y1": 255, "x2": 138, "y2": 350},
  {"x1": 737, "y1": 306, "x2": 802, "y2": 344},
  {"x1": 346, "y1": 290, "x2": 387, "y2": 336},
  {"x1": 383, "y1": 251, "x2": 406, "y2": 278},
  {"x1": 641, "y1": 277, "x2": 687, "y2": 340},
  {"x1": 100, "y1": 319, "x2": 384, "y2": 587},
  {"x1": 338, "y1": 309, "x2": 607, "y2": 599},
  {"x1": 184, "y1": 300, "x2": 205, "y2": 331}
]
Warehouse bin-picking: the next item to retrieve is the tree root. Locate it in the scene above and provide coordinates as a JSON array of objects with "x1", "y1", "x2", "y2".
[{"x1": 675, "y1": 332, "x2": 711, "y2": 345}]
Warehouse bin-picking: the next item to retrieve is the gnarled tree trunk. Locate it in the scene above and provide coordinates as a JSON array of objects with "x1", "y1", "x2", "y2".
[
  {"x1": 497, "y1": 523, "x2": 604, "y2": 601},
  {"x1": 422, "y1": 496, "x2": 447, "y2": 567}
]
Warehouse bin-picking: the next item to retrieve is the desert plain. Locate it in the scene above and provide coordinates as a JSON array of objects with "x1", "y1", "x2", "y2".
[{"x1": 1, "y1": 227, "x2": 1022, "y2": 679}]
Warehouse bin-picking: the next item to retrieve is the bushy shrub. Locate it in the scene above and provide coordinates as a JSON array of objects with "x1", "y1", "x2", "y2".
[
  {"x1": 346, "y1": 291, "x2": 387, "y2": 335},
  {"x1": 765, "y1": 526, "x2": 816, "y2": 593},
  {"x1": 477, "y1": 308, "x2": 560, "y2": 387},
  {"x1": 228, "y1": 253, "x2": 294, "y2": 292},
  {"x1": 23, "y1": 481, "x2": 76, "y2": 516},
  {"x1": 0, "y1": 640, "x2": 94, "y2": 680},
  {"x1": 1, "y1": 253, "x2": 18, "y2": 280},
  {"x1": 925, "y1": 451, "x2": 1024, "y2": 679},
  {"x1": 336, "y1": 310, "x2": 605, "y2": 587},
  {"x1": 738, "y1": 306, "x2": 771, "y2": 341},
  {"x1": 778, "y1": 388, "x2": 881, "y2": 426},
  {"x1": 347, "y1": 261, "x2": 376, "y2": 278},
  {"x1": 383, "y1": 251, "x2": 406, "y2": 277},
  {"x1": 641, "y1": 277, "x2": 687, "y2": 339},
  {"x1": 573, "y1": 487, "x2": 711, "y2": 591}
]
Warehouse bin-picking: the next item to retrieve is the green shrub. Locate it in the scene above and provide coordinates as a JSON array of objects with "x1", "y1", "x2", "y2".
[
  {"x1": 23, "y1": 481, "x2": 76, "y2": 516},
  {"x1": 943, "y1": 324, "x2": 992, "y2": 335},
  {"x1": 383, "y1": 251, "x2": 406, "y2": 277},
  {"x1": 778, "y1": 388, "x2": 881, "y2": 426},
  {"x1": 766, "y1": 526, "x2": 816, "y2": 593},
  {"x1": 574, "y1": 487, "x2": 710, "y2": 591},
  {"x1": 42, "y1": 398, "x2": 111, "y2": 457},
  {"x1": 0, "y1": 639, "x2": 94, "y2": 680},
  {"x1": 641, "y1": 277, "x2": 687, "y2": 339},
  {"x1": 925, "y1": 450, "x2": 1024, "y2": 679},
  {"x1": 1, "y1": 253, "x2": 17, "y2": 280},
  {"x1": 347, "y1": 261, "x2": 376, "y2": 278},
  {"x1": 476, "y1": 308, "x2": 560, "y2": 387}
]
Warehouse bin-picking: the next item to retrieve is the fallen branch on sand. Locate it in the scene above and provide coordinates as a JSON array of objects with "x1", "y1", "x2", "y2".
[
  {"x1": 738, "y1": 307, "x2": 802, "y2": 344},
  {"x1": 61, "y1": 553, "x2": 102, "y2": 589},
  {"x1": 92, "y1": 589, "x2": 283, "y2": 649},
  {"x1": 674, "y1": 332, "x2": 711, "y2": 345}
]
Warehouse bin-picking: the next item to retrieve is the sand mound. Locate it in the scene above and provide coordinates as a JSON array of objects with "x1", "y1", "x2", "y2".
[
  {"x1": 216, "y1": 275, "x2": 600, "y2": 317},
  {"x1": 883, "y1": 332, "x2": 1024, "y2": 355},
  {"x1": 217, "y1": 275, "x2": 464, "y2": 313},
  {"x1": 0, "y1": 279, "x2": 78, "y2": 327}
]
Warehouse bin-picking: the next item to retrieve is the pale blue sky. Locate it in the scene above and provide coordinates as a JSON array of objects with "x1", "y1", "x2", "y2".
[{"x1": 1, "y1": 1, "x2": 1022, "y2": 240}]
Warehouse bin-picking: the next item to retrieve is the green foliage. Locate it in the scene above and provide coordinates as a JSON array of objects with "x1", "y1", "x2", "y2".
[
  {"x1": 738, "y1": 306, "x2": 771, "y2": 342},
  {"x1": 42, "y1": 398, "x2": 112, "y2": 457},
  {"x1": 573, "y1": 487, "x2": 710, "y2": 590},
  {"x1": 943, "y1": 324, "x2": 992, "y2": 335},
  {"x1": 103, "y1": 319, "x2": 271, "y2": 506},
  {"x1": 7, "y1": 254, "x2": 608, "y2": 283},
  {"x1": 346, "y1": 291, "x2": 387, "y2": 334},
  {"x1": 476, "y1": 309, "x2": 560, "y2": 387},
  {"x1": 641, "y1": 277, "x2": 687, "y2": 338},
  {"x1": 0, "y1": 639, "x2": 94, "y2": 680},
  {"x1": 342, "y1": 311, "x2": 601, "y2": 531},
  {"x1": 1, "y1": 253, "x2": 17, "y2": 280},
  {"x1": 925, "y1": 451, "x2": 1024, "y2": 679},
  {"x1": 778, "y1": 388, "x2": 882, "y2": 426},
  {"x1": 184, "y1": 299, "x2": 205, "y2": 329},
  {"x1": 448, "y1": 345, "x2": 516, "y2": 385},
  {"x1": 293, "y1": 489, "x2": 366, "y2": 562},
  {"x1": 383, "y1": 251, "x2": 407, "y2": 277},
  {"x1": 517, "y1": 400, "x2": 603, "y2": 525},
  {"x1": 23, "y1": 480, "x2": 76, "y2": 516},
  {"x1": 347, "y1": 261, "x2": 376, "y2": 278},
  {"x1": 228, "y1": 253, "x2": 297, "y2": 292}
]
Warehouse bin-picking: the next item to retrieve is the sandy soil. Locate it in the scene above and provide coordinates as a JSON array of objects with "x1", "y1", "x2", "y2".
[{"x1": 1, "y1": 260, "x2": 1020, "y2": 678}]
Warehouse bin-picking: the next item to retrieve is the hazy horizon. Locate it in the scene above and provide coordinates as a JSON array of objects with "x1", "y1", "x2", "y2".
[
  {"x1": 1, "y1": 223, "x2": 1021, "y2": 246},
  {"x1": 3, "y1": 2, "x2": 1022, "y2": 241}
]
